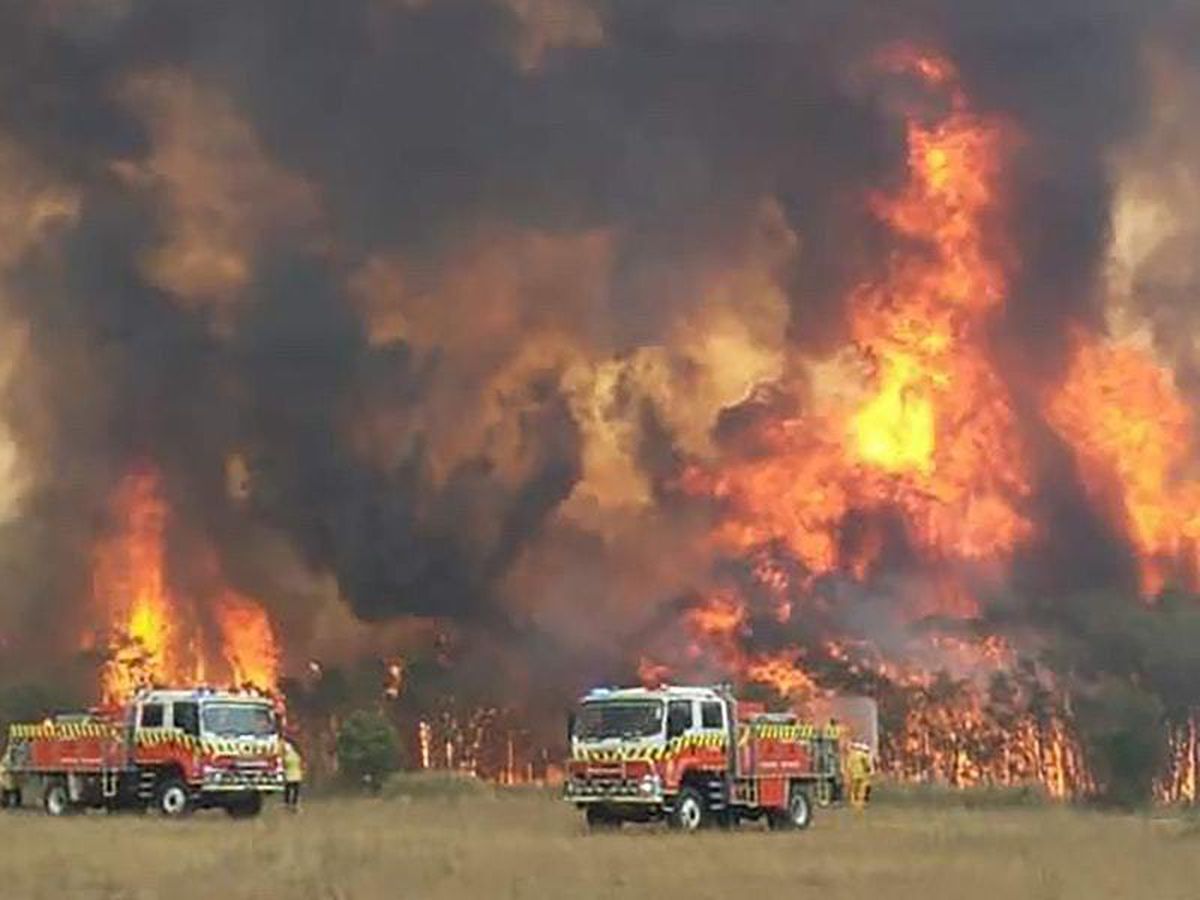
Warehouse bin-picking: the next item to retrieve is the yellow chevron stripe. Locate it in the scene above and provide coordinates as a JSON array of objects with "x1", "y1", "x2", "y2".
[
  {"x1": 572, "y1": 721, "x2": 845, "y2": 763},
  {"x1": 7, "y1": 722, "x2": 286, "y2": 751},
  {"x1": 9, "y1": 722, "x2": 116, "y2": 740}
]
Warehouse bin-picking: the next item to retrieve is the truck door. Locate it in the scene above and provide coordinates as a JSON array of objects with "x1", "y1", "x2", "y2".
[
  {"x1": 664, "y1": 700, "x2": 692, "y2": 791},
  {"x1": 139, "y1": 702, "x2": 164, "y2": 730},
  {"x1": 136, "y1": 701, "x2": 164, "y2": 761},
  {"x1": 699, "y1": 700, "x2": 726, "y2": 761},
  {"x1": 698, "y1": 700, "x2": 729, "y2": 809},
  {"x1": 170, "y1": 702, "x2": 199, "y2": 739}
]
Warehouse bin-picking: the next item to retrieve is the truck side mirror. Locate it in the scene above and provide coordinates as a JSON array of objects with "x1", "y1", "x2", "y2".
[{"x1": 567, "y1": 712, "x2": 576, "y2": 743}]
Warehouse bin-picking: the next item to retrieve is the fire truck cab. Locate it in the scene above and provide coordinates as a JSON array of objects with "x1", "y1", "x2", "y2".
[
  {"x1": 564, "y1": 684, "x2": 844, "y2": 831},
  {"x1": 4, "y1": 687, "x2": 284, "y2": 818}
]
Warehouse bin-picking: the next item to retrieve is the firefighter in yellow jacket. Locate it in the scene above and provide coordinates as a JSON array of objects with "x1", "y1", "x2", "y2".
[
  {"x1": 0, "y1": 746, "x2": 20, "y2": 809},
  {"x1": 846, "y1": 742, "x2": 873, "y2": 809},
  {"x1": 282, "y1": 737, "x2": 304, "y2": 812}
]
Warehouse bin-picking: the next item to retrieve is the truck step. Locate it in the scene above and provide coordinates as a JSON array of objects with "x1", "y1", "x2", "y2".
[
  {"x1": 136, "y1": 770, "x2": 157, "y2": 800},
  {"x1": 705, "y1": 783, "x2": 727, "y2": 811}
]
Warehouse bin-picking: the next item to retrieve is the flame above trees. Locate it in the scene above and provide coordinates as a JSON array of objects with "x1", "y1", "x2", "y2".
[
  {"x1": 94, "y1": 466, "x2": 279, "y2": 704},
  {"x1": 667, "y1": 49, "x2": 1089, "y2": 793},
  {"x1": 686, "y1": 51, "x2": 1030, "y2": 596},
  {"x1": 94, "y1": 468, "x2": 181, "y2": 705}
]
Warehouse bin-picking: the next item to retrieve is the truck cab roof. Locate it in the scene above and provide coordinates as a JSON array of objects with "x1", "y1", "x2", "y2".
[
  {"x1": 132, "y1": 688, "x2": 274, "y2": 705},
  {"x1": 579, "y1": 685, "x2": 728, "y2": 704}
]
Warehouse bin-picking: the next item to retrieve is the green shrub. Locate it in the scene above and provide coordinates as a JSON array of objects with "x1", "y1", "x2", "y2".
[{"x1": 335, "y1": 711, "x2": 401, "y2": 791}]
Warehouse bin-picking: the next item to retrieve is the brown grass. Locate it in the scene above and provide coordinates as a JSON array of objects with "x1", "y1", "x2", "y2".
[{"x1": 1, "y1": 782, "x2": 1198, "y2": 900}]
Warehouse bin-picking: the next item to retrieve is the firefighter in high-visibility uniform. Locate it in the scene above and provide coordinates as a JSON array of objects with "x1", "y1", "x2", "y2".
[
  {"x1": 846, "y1": 742, "x2": 873, "y2": 809},
  {"x1": 282, "y1": 737, "x2": 304, "y2": 812},
  {"x1": 0, "y1": 746, "x2": 20, "y2": 809}
]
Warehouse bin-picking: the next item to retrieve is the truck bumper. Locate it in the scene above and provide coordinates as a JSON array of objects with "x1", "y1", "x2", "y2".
[
  {"x1": 564, "y1": 778, "x2": 664, "y2": 805},
  {"x1": 199, "y1": 783, "x2": 284, "y2": 794}
]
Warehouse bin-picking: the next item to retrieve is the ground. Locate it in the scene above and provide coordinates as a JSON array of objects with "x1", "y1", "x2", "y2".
[{"x1": 1, "y1": 781, "x2": 1198, "y2": 899}]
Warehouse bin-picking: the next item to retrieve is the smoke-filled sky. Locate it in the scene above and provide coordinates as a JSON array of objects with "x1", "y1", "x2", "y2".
[{"x1": 0, "y1": 0, "x2": 1197, "y2": 719}]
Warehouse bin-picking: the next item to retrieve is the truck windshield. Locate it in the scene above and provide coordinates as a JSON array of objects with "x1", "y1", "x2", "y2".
[
  {"x1": 574, "y1": 701, "x2": 663, "y2": 740},
  {"x1": 201, "y1": 703, "x2": 276, "y2": 738}
]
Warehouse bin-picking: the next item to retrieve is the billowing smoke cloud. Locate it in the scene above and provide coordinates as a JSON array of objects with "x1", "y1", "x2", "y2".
[{"x1": 0, "y1": 0, "x2": 1195, "y2": 792}]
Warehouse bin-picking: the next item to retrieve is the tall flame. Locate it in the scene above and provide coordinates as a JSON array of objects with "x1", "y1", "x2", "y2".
[
  {"x1": 844, "y1": 54, "x2": 1030, "y2": 562},
  {"x1": 686, "y1": 50, "x2": 1029, "y2": 589},
  {"x1": 214, "y1": 589, "x2": 280, "y2": 691},
  {"x1": 670, "y1": 49, "x2": 1093, "y2": 796},
  {"x1": 94, "y1": 466, "x2": 280, "y2": 703},
  {"x1": 95, "y1": 467, "x2": 183, "y2": 704},
  {"x1": 1046, "y1": 333, "x2": 1200, "y2": 595}
]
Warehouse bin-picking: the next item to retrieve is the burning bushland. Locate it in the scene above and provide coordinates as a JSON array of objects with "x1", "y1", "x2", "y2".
[{"x1": 0, "y1": 1, "x2": 1198, "y2": 803}]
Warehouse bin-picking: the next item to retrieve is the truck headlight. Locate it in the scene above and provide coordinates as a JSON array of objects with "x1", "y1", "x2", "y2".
[{"x1": 638, "y1": 774, "x2": 661, "y2": 795}]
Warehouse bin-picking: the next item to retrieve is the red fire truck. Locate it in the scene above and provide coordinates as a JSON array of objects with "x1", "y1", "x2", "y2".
[
  {"x1": 564, "y1": 685, "x2": 846, "y2": 830},
  {"x1": 2, "y1": 687, "x2": 284, "y2": 818}
]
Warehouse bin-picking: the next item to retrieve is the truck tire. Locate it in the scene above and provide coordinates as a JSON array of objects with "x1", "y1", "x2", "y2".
[
  {"x1": 668, "y1": 786, "x2": 707, "y2": 832},
  {"x1": 43, "y1": 780, "x2": 74, "y2": 817},
  {"x1": 768, "y1": 785, "x2": 813, "y2": 831},
  {"x1": 155, "y1": 779, "x2": 192, "y2": 818},
  {"x1": 226, "y1": 793, "x2": 263, "y2": 819}
]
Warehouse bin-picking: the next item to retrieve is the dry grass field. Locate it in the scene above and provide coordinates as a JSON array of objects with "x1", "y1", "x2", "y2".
[{"x1": 1, "y1": 780, "x2": 1198, "y2": 900}]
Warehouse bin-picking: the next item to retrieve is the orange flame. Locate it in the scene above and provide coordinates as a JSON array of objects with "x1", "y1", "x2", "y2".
[
  {"x1": 214, "y1": 590, "x2": 280, "y2": 692},
  {"x1": 94, "y1": 466, "x2": 280, "y2": 703},
  {"x1": 884, "y1": 691, "x2": 1091, "y2": 800},
  {"x1": 744, "y1": 652, "x2": 817, "y2": 699},
  {"x1": 1046, "y1": 333, "x2": 1200, "y2": 595},
  {"x1": 95, "y1": 468, "x2": 183, "y2": 704},
  {"x1": 1157, "y1": 715, "x2": 1199, "y2": 804},
  {"x1": 682, "y1": 590, "x2": 818, "y2": 701},
  {"x1": 671, "y1": 51, "x2": 1099, "y2": 797},
  {"x1": 637, "y1": 656, "x2": 671, "y2": 687},
  {"x1": 685, "y1": 49, "x2": 1030, "y2": 588}
]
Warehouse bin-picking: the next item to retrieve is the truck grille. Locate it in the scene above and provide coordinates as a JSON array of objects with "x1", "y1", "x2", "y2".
[{"x1": 566, "y1": 763, "x2": 653, "y2": 798}]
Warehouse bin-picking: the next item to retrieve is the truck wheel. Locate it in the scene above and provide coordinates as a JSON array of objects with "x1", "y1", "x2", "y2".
[
  {"x1": 768, "y1": 786, "x2": 813, "y2": 831},
  {"x1": 226, "y1": 793, "x2": 263, "y2": 819},
  {"x1": 584, "y1": 806, "x2": 620, "y2": 831},
  {"x1": 155, "y1": 779, "x2": 192, "y2": 818},
  {"x1": 43, "y1": 780, "x2": 74, "y2": 817},
  {"x1": 668, "y1": 786, "x2": 707, "y2": 832}
]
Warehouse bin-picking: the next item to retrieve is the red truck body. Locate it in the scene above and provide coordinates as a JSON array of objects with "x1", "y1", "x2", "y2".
[
  {"x1": 564, "y1": 685, "x2": 845, "y2": 830},
  {"x1": 4, "y1": 687, "x2": 284, "y2": 817}
]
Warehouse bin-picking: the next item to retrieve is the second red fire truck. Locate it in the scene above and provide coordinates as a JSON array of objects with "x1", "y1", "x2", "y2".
[
  {"x1": 3, "y1": 687, "x2": 284, "y2": 818},
  {"x1": 565, "y1": 684, "x2": 850, "y2": 830}
]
